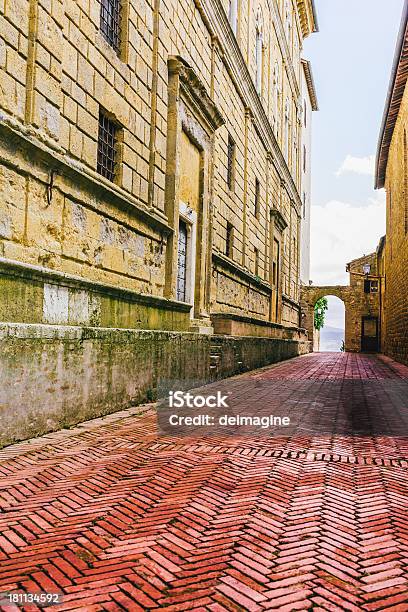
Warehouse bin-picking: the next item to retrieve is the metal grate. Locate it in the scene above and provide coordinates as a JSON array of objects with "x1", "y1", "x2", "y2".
[
  {"x1": 100, "y1": 0, "x2": 121, "y2": 52},
  {"x1": 226, "y1": 222, "x2": 234, "y2": 259},
  {"x1": 176, "y1": 220, "x2": 188, "y2": 302},
  {"x1": 227, "y1": 135, "x2": 235, "y2": 190},
  {"x1": 97, "y1": 110, "x2": 118, "y2": 182},
  {"x1": 254, "y1": 178, "x2": 260, "y2": 217}
]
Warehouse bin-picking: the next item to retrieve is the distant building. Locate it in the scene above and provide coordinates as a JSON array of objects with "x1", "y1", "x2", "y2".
[
  {"x1": 375, "y1": 0, "x2": 408, "y2": 365},
  {"x1": 300, "y1": 247, "x2": 383, "y2": 353},
  {"x1": 300, "y1": 60, "x2": 318, "y2": 285}
]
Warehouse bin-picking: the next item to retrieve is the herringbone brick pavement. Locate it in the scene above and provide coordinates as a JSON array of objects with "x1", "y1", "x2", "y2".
[{"x1": 0, "y1": 353, "x2": 407, "y2": 611}]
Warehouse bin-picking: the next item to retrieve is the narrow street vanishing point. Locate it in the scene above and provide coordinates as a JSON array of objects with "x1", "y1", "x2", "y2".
[{"x1": 0, "y1": 353, "x2": 408, "y2": 611}]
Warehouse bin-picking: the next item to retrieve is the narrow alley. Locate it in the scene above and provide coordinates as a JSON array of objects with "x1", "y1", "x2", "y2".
[{"x1": 0, "y1": 353, "x2": 407, "y2": 611}]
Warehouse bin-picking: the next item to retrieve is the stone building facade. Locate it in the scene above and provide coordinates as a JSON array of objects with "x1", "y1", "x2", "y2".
[
  {"x1": 0, "y1": 0, "x2": 317, "y2": 444},
  {"x1": 0, "y1": 0, "x2": 317, "y2": 336},
  {"x1": 299, "y1": 59, "x2": 318, "y2": 285},
  {"x1": 300, "y1": 250, "x2": 382, "y2": 353},
  {"x1": 375, "y1": 0, "x2": 408, "y2": 366}
]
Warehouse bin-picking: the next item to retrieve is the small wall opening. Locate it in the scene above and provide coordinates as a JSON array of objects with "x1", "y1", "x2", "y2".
[{"x1": 314, "y1": 295, "x2": 345, "y2": 352}]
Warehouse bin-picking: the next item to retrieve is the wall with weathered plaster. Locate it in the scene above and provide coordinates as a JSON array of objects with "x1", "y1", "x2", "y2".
[{"x1": 0, "y1": 323, "x2": 310, "y2": 448}]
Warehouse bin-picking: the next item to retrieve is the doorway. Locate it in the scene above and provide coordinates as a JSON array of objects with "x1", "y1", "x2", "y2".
[{"x1": 361, "y1": 316, "x2": 379, "y2": 352}]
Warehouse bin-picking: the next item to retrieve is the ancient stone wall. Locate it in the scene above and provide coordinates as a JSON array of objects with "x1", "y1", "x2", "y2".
[
  {"x1": 0, "y1": 323, "x2": 310, "y2": 448},
  {"x1": 383, "y1": 81, "x2": 408, "y2": 365}
]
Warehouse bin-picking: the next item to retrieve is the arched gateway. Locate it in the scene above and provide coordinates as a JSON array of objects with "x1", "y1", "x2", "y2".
[{"x1": 300, "y1": 285, "x2": 356, "y2": 352}]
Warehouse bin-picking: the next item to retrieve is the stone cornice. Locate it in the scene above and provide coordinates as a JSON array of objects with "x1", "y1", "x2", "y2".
[
  {"x1": 168, "y1": 56, "x2": 225, "y2": 134},
  {"x1": 270, "y1": 207, "x2": 288, "y2": 232},
  {"x1": 0, "y1": 115, "x2": 173, "y2": 236},
  {"x1": 195, "y1": 0, "x2": 303, "y2": 209},
  {"x1": 296, "y1": 0, "x2": 319, "y2": 38},
  {"x1": 375, "y1": 0, "x2": 408, "y2": 189},
  {"x1": 212, "y1": 251, "x2": 273, "y2": 294},
  {"x1": 282, "y1": 293, "x2": 301, "y2": 309},
  {"x1": 301, "y1": 59, "x2": 319, "y2": 111},
  {"x1": 0, "y1": 257, "x2": 193, "y2": 312}
]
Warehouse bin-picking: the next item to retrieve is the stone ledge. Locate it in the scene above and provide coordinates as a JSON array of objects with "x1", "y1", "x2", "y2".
[
  {"x1": 0, "y1": 257, "x2": 192, "y2": 313},
  {"x1": 211, "y1": 312, "x2": 308, "y2": 341},
  {"x1": 212, "y1": 252, "x2": 272, "y2": 294},
  {"x1": 0, "y1": 116, "x2": 172, "y2": 236}
]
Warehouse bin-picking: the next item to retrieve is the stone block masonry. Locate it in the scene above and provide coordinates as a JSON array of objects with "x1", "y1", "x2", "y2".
[{"x1": 0, "y1": 323, "x2": 309, "y2": 448}]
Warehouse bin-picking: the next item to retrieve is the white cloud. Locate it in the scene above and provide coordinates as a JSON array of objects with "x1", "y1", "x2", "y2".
[
  {"x1": 336, "y1": 154, "x2": 376, "y2": 177},
  {"x1": 310, "y1": 193, "x2": 385, "y2": 286}
]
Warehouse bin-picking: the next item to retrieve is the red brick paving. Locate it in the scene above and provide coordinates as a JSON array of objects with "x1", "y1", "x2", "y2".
[{"x1": 0, "y1": 353, "x2": 408, "y2": 611}]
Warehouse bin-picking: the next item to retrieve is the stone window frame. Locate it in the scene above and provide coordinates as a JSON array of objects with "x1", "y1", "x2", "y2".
[
  {"x1": 254, "y1": 177, "x2": 260, "y2": 218},
  {"x1": 98, "y1": 0, "x2": 130, "y2": 63},
  {"x1": 226, "y1": 222, "x2": 235, "y2": 259},
  {"x1": 165, "y1": 56, "x2": 225, "y2": 320},
  {"x1": 227, "y1": 134, "x2": 236, "y2": 191},
  {"x1": 97, "y1": 107, "x2": 124, "y2": 185}
]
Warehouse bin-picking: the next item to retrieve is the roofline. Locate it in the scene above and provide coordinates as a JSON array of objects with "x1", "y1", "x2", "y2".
[
  {"x1": 376, "y1": 235, "x2": 386, "y2": 255},
  {"x1": 301, "y1": 59, "x2": 319, "y2": 111},
  {"x1": 297, "y1": 0, "x2": 319, "y2": 38},
  {"x1": 311, "y1": 0, "x2": 319, "y2": 32},
  {"x1": 346, "y1": 251, "x2": 376, "y2": 268},
  {"x1": 375, "y1": 0, "x2": 408, "y2": 189}
]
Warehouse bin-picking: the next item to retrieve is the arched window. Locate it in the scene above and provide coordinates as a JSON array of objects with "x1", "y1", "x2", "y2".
[
  {"x1": 228, "y1": 0, "x2": 238, "y2": 35},
  {"x1": 255, "y1": 10, "x2": 263, "y2": 95}
]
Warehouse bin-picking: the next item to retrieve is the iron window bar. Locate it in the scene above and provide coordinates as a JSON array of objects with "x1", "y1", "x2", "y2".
[
  {"x1": 97, "y1": 110, "x2": 118, "y2": 182},
  {"x1": 100, "y1": 0, "x2": 121, "y2": 52}
]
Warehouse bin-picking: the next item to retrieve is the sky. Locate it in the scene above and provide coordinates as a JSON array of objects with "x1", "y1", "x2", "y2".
[
  {"x1": 302, "y1": 0, "x2": 404, "y2": 334},
  {"x1": 303, "y1": 0, "x2": 404, "y2": 292}
]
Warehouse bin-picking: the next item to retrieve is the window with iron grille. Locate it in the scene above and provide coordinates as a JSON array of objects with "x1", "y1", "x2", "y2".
[
  {"x1": 254, "y1": 178, "x2": 260, "y2": 217},
  {"x1": 227, "y1": 135, "x2": 235, "y2": 190},
  {"x1": 226, "y1": 222, "x2": 234, "y2": 259},
  {"x1": 97, "y1": 109, "x2": 118, "y2": 182},
  {"x1": 100, "y1": 0, "x2": 121, "y2": 53},
  {"x1": 254, "y1": 247, "x2": 259, "y2": 276}
]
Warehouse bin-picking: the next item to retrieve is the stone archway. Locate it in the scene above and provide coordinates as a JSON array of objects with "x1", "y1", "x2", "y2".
[{"x1": 300, "y1": 285, "x2": 355, "y2": 352}]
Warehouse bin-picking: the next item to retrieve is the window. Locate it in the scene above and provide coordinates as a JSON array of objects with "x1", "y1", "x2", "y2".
[
  {"x1": 97, "y1": 109, "x2": 119, "y2": 182},
  {"x1": 100, "y1": 0, "x2": 122, "y2": 52},
  {"x1": 364, "y1": 280, "x2": 379, "y2": 294},
  {"x1": 304, "y1": 100, "x2": 307, "y2": 127},
  {"x1": 284, "y1": 99, "x2": 290, "y2": 161},
  {"x1": 226, "y1": 222, "x2": 234, "y2": 258},
  {"x1": 255, "y1": 27, "x2": 263, "y2": 95},
  {"x1": 303, "y1": 193, "x2": 306, "y2": 219},
  {"x1": 228, "y1": 0, "x2": 238, "y2": 35},
  {"x1": 176, "y1": 220, "x2": 188, "y2": 302},
  {"x1": 254, "y1": 178, "x2": 260, "y2": 218},
  {"x1": 303, "y1": 145, "x2": 307, "y2": 173},
  {"x1": 254, "y1": 247, "x2": 259, "y2": 276},
  {"x1": 272, "y1": 63, "x2": 281, "y2": 135},
  {"x1": 227, "y1": 135, "x2": 235, "y2": 190}
]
